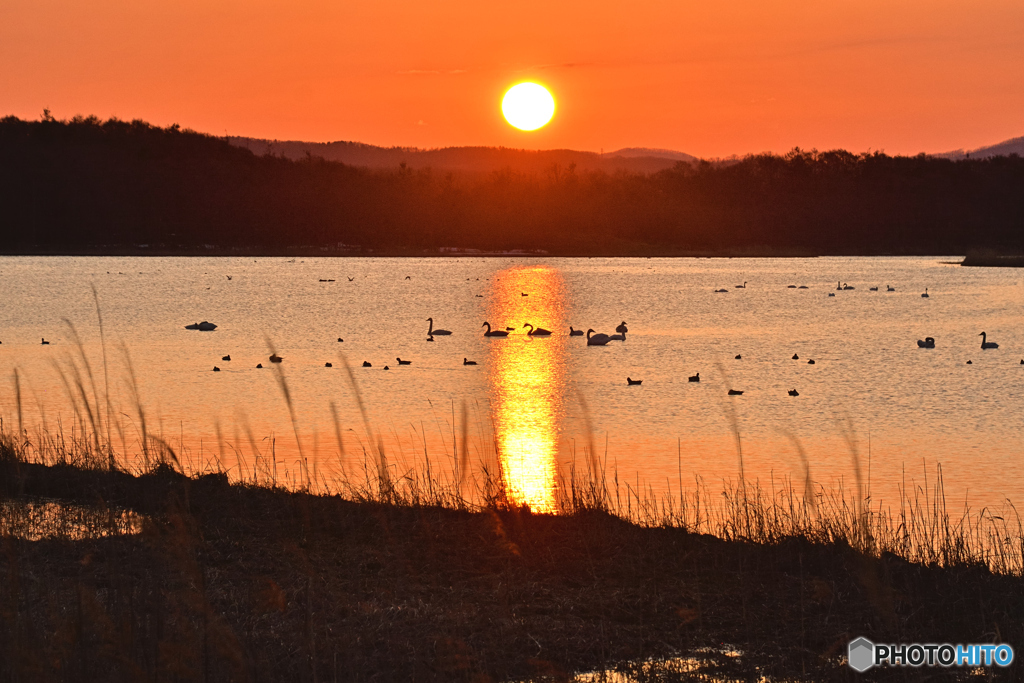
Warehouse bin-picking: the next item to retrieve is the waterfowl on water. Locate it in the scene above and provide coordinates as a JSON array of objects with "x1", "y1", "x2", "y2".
[
  {"x1": 828, "y1": 292, "x2": 835, "y2": 297},
  {"x1": 887, "y1": 285, "x2": 895, "y2": 291},
  {"x1": 586, "y1": 329, "x2": 611, "y2": 346},
  {"x1": 792, "y1": 353, "x2": 799, "y2": 360},
  {"x1": 362, "y1": 361, "x2": 372, "y2": 367},
  {"x1": 869, "y1": 286, "x2": 878, "y2": 291},
  {"x1": 807, "y1": 359, "x2": 815, "y2": 364},
  {"x1": 482, "y1": 322, "x2": 509, "y2": 337},
  {"x1": 383, "y1": 365, "x2": 390, "y2": 370},
  {"x1": 269, "y1": 354, "x2": 283, "y2": 363},
  {"x1": 735, "y1": 354, "x2": 742, "y2": 359},
  {"x1": 427, "y1": 318, "x2": 452, "y2": 336},
  {"x1": 917, "y1": 337, "x2": 935, "y2": 348},
  {"x1": 464, "y1": 358, "x2": 477, "y2": 365},
  {"x1": 787, "y1": 285, "x2": 797, "y2": 288},
  {"x1": 325, "y1": 362, "x2": 332, "y2": 367},
  {"x1": 427, "y1": 335, "x2": 434, "y2": 342},
  {"x1": 397, "y1": 358, "x2": 412, "y2": 365},
  {"x1": 41, "y1": 338, "x2": 49, "y2": 345},
  {"x1": 788, "y1": 389, "x2": 799, "y2": 396},
  {"x1": 185, "y1": 321, "x2": 217, "y2": 331},
  {"x1": 921, "y1": 288, "x2": 930, "y2": 298},
  {"x1": 627, "y1": 378, "x2": 643, "y2": 386},
  {"x1": 222, "y1": 355, "x2": 231, "y2": 361},
  {"x1": 714, "y1": 288, "x2": 728, "y2": 293},
  {"x1": 980, "y1": 332, "x2": 999, "y2": 349},
  {"x1": 569, "y1": 327, "x2": 584, "y2": 336},
  {"x1": 616, "y1": 321, "x2": 629, "y2": 334},
  {"x1": 213, "y1": 366, "x2": 220, "y2": 372},
  {"x1": 799, "y1": 285, "x2": 809, "y2": 289},
  {"x1": 728, "y1": 389, "x2": 744, "y2": 395},
  {"x1": 735, "y1": 282, "x2": 747, "y2": 289},
  {"x1": 256, "y1": 363, "x2": 263, "y2": 368},
  {"x1": 688, "y1": 373, "x2": 700, "y2": 382},
  {"x1": 524, "y1": 323, "x2": 552, "y2": 336},
  {"x1": 843, "y1": 283, "x2": 855, "y2": 290},
  {"x1": 966, "y1": 360, "x2": 972, "y2": 364},
  {"x1": 348, "y1": 276, "x2": 355, "y2": 281},
  {"x1": 338, "y1": 338, "x2": 344, "y2": 342}
]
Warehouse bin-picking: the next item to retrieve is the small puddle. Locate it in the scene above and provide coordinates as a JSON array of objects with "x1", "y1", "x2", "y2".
[{"x1": 1, "y1": 498, "x2": 145, "y2": 541}]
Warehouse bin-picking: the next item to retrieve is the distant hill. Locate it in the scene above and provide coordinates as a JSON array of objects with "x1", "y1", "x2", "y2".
[
  {"x1": 226, "y1": 137, "x2": 696, "y2": 174},
  {"x1": 937, "y1": 136, "x2": 1024, "y2": 160}
]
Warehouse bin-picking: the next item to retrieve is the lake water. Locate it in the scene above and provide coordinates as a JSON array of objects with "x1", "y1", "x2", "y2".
[{"x1": 1, "y1": 256, "x2": 1021, "y2": 513}]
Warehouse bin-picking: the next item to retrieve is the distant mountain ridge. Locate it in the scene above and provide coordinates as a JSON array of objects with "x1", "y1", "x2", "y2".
[
  {"x1": 226, "y1": 136, "x2": 697, "y2": 174},
  {"x1": 938, "y1": 136, "x2": 1024, "y2": 160}
]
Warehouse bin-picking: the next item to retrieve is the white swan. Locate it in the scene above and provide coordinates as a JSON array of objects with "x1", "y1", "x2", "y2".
[
  {"x1": 524, "y1": 323, "x2": 552, "y2": 336},
  {"x1": 427, "y1": 318, "x2": 452, "y2": 336},
  {"x1": 482, "y1": 322, "x2": 509, "y2": 337},
  {"x1": 586, "y1": 329, "x2": 611, "y2": 346},
  {"x1": 980, "y1": 332, "x2": 999, "y2": 349}
]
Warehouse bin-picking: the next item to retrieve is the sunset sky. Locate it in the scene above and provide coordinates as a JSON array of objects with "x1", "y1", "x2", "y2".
[{"x1": 2, "y1": 0, "x2": 1022, "y2": 157}]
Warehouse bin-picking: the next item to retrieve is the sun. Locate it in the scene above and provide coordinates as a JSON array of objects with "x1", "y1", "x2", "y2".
[{"x1": 502, "y1": 83, "x2": 555, "y2": 131}]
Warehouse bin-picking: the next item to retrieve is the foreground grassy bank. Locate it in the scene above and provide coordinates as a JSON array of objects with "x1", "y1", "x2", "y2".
[{"x1": 2, "y1": 451, "x2": 1022, "y2": 682}]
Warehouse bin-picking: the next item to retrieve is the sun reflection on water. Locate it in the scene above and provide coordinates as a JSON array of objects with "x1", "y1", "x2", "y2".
[{"x1": 487, "y1": 266, "x2": 568, "y2": 513}]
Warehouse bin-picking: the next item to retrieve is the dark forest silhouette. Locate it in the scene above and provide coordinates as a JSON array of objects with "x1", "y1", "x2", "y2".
[{"x1": 2, "y1": 114, "x2": 1022, "y2": 255}]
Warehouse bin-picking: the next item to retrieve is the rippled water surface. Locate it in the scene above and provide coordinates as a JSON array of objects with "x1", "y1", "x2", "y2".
[{"x1": 1, "y1": 256, "x2": 1021, "y2": 510}]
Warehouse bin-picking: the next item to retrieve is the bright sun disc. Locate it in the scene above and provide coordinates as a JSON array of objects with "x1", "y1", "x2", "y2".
[{"x1": 502, "y1": 83, "x2": 555, "y2": 131}]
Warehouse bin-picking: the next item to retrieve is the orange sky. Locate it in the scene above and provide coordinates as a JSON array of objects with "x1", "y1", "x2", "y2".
[{"x1": 2, "y1": 0, "x2": 1022, "y2": 157}]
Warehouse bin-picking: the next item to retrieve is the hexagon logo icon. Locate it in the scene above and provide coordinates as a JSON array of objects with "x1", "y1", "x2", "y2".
[{"x1": 848, "y1": 637, "x2": 875, "y2": 672}]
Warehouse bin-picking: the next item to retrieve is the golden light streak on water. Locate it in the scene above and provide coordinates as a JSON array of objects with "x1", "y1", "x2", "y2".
[{"x1": 486, "y1": 266, "x2": 568, "y2": 513}]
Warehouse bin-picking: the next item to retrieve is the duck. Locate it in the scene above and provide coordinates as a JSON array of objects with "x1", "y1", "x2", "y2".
[
  {"x1": 966, "y1": 360, "x2": 972, "y2": 365},
  {"x1": 627, "y1": 377, "x2": 643, "y2": 386},
  {"x1": 256, "y1": 363, "x2": 263, "y2": 368},
  {"x1": 735, "y1": 281, "x2": 747, "y2": 289},
  {"x1": 807, "y1": 359, "x2": 815, "y2": 364},
  {"x1": 728, "y1": 389, "x2": 744, "y2": 395},
  {"x1": 383, "y1": 365, "x2": 390, "y2": 370},
  {"x1": 869, "y1": 286, "x2": 879, "y2": 291},
  {"x1": 269, "y1": 354, "x2": 283, "y2": 363},
  {"x1": 524, "y1": 323, "x2": 552, "y2": 336},
  {"x1": 463, "y1": 358, "x2": 477, "y2": 366},
  {"x1": 917, "y1": 337, "x2": 935, "y2": 348},
  {"x1": 41, "y1": 338, "x2": 50, "y2": 345},
  {"x1": 792, "y1": 353, "x2": 799, "y2": 360},
  {"x1": 222, "y1": 355, "x2": 231, "y2": 361},
  {"x1": 921, "y1": 288, "x2": 930, "y2": 298},
  {"x1": 325, "y1": 362, "x2": 333, "y2": 367},
  {"x1": 979, "y1": 332, "x2": 999, "y2": 349},
  {"x1": 798, "y1": 285, "x2": 809, "y2": 289},
  {"x1": 482, "y1": 322, "x2": 509, "y2": 337},
  {"x1": 788, "y1": 389, "x2": 799, "y2": 396},
  {"x1": 213, "y1": 366, "x2": 220, "y2": 372},
  {"x1": 427, "y1": 318, "x2": 452, "y2": 336},
  {"x1": 337, "y1": 338, "x2": 344, "y2": 342},
  {"x1": 735, "y1": 354, "x2": 742, "y2": 359},
  {"x1": 688, "y1": 373, "x2": 700, "y2": 382},
  {"x1": 362, "y1": 361, "x2": 372, "y2": 367},
  {"x1": 616, "y1": 321, "x2": 629, "y2": 334},
  {"x1": 586, "y1": 329, "x2": 611, "y2": 346},
  {"x1": 887, "y1": 285, "x2": 895, "y2": 292},
  {"x1": 184, "y1": 321, "x2": 217, "y2": 331},
  {"x1": 396, "y1": 358, "x2": 412, "y2": 365},
  {"x1": 714, "y1": 288, "x2": 729, "y2": 293},
  {"x1": 787, "y1": 285, "x2": 797, "y2": 288},
  {"x1": 828, "y1": 292, "x2": 836, "y2": 297},
  {"x1": 569, "y1": 327, "x2": 584, "y2": 336}
]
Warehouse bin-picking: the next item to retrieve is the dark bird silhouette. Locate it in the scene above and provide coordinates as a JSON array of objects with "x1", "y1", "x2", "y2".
[
  {"x1": 325, "y1": 362, "x2": 332, "y2": 367},
  {"x1": 426, "y1": 335, "x2": 434, "y2": 342},
  {"x1": 269, "y1": 354, "x2": 283, "y2": 363},
  {"x1": 41, "y1": 338, "x2": 49, "y2": 345},
  {"x1": 735, "y1": 354, "x2": 742, "y2": 359},
  {"x1": 427, "y1": 318, "x2": 452, "y2": 335},
  {"x1": 405, "y1": 276, "x2": 411, "y2": 280},
  {"x1": 397, "y1": 358, "x2": 411, "y2": 365},
  {"x1": 256, "y1": 363, "x2": 263, "y2": 368},
  {"x1": 616, "y1": 321, "x2": 628, "y2": 334},
  {"x1": 482, "y1": 322, "x2": 509, "y2": 337},
  {"x1": 789, "y1": 389, "x2": 799, "y2": 396},
  {"x1": 869, "y1": 286, "x2": 878, "y2": 291},
  {"x1": 807, "y1": 359, "x2": 815, "y2": 364},
  {"x1": 828, "y1": 293, "x2": 835, "y2": 297},
  {"x1": 980, "y1": 332, "x2": 999, "y2": 349},
  {"x1": 347, "y1": 276, "x2": 355, "y2": 281},
  {"x1": 383, "y1": 365, "x2": 390, "y2": 370},
  {"x1": 728, "y1": 389, "x2": 743, "y2": 395},
  {"x1": 917, "y1": 337, "x2": 935, "y2": 348},
  {"x1": 792, "y1": 353, "x2": 799, "y2": 360},
  {"x1": 799, "y1": 285, "x2": 809, "y2": 289},
  {"x1": 887, "y1": 285, "x2": 895, "y2": 291},
  {"x1": 464, "y1": 358, "x2": 477, "y2": 365},
  {"x1": 966, "y1": 360, "x2": 972, "y2": 364},
  {"x1": 569, "y1": 326, "x2": 584, "y2": 336},
  {"x1": 524, "y1": 323, "x2": 552, "y2": 336},
  {"x1": 586, "y1": 329, "x2": 611, "y2": 346},
  {"x1": 735, "y1": 281, "x2": 746, "y2": 288},
  {"x1": 213, "y1": 366, "x2": 220, "y2": 371},
  {"x1": 714, "y1": 288, "x2": 728, "y2": 293},
  {"x1": 222, "y1": 355, "x2": 231, "y2": 361},
  {"x1": 337, "y1": 338, "x2": 343, "y2": 342},
  {"x1": 362, "y1": 361, "x2": 372, "y2": 367},
  {"x1": 921, "y1": 288, "x2": 930, "y2": 298},
  {"x1": 521, "y1": 292, "x2": 528, "y2": 296},
  {"x1": 688, "y1": 373, "x2": 700, "y2": 382},
  {"x1": 843, "y1": 283, "x2": 855, "y2": 290},
  {"x1": 787, "y1": 285, "x2": 797, "y2": 288},
  {"x1": 627, "y1": 378, "x2": 642, "y2": 386}
]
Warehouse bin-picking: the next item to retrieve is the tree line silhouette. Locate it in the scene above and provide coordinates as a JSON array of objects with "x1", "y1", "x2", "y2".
[{"x1": 2, "y1": 114, "x2": 1022, "y2": 255}]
